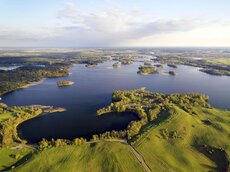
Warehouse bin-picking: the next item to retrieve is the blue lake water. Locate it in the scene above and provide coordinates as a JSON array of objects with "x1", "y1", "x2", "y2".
[{"x1": 2, "y1": 61, "x2": 230, "y2": 143}]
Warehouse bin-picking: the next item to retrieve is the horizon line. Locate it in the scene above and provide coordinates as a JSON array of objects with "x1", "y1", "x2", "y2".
[{"x1": 0, "y1": 46, "x2": 230, "y2": 49}]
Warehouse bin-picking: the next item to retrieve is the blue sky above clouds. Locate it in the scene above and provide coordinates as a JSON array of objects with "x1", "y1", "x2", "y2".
[{"x1": 0, "y1": 0, "x2": 230, "y2": 47}]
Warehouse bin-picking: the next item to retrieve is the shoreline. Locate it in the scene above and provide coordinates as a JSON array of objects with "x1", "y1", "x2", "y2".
[
  {"x1": 0, "y1": 78, "x2": 47, "y2": 97},
  {"x1": 15, "y1": 105, "x2": 67, "y2": 144},
  {"x1": 20, "y1": 78, "x2": 46, "y2": 89}
]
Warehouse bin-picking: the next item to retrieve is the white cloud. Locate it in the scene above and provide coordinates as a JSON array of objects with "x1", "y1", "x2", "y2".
[
  {"x1": 54, "y1": 2, "x2": 206, "y2": 46},
  {"x1": 0, "y1": 2, "x2": 230, "y2": 47}
]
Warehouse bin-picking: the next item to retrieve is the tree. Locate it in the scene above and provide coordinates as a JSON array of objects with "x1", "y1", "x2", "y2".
[
  {"x1": 148, "y1": 106, "x2": 161, "y2": 121},
  {"x1": 39, "y1": 139, "x2": 50, "y2": 150},
  {"x1": 91, "y1": 134, "x2": 99, "y2": 141}
]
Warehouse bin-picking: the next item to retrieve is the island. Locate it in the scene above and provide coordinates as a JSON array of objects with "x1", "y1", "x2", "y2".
[
  {"x1": 143, "y1": 61, "x2": 152, "y2": 66},
  {"x1": 57, "y1": 80, "x2": 75, "y2": 87},
  {"x1": 154, "y1": 64, "x2": 163, "y2": 67},
  {"x1": 167, "y1": 64, "x2": 177, "y2": 68},
  {"x1": 112, "y1": 62, "x2": 120, "y2": 68},
  {"x1": 85, "y1": 63, "x2": 98, "y2": 68},
  {"x1": 121, "y1": 60, "x2": 133, "y2": 65},
  {"x1": 137, "y1": 66, "x2": 158, "y2": 75},
  {"x1": 169, "y1": 70, "x2": 176, "y2": 75}
]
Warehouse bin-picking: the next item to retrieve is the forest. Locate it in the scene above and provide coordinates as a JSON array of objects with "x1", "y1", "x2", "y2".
[
  {"x1": 137, "y1": 66, "x2": 158, "y2": 75},
  {"x1": 57, "y1": 80, "x2": 75, "y2": 87},
  {"x1": 0, "y1": 64, "x2": 70, "y2": 96}
]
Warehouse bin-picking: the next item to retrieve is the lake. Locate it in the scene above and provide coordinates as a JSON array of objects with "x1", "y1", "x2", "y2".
[{"x1": 2, "y1": 61, "x2": 230, "y2": 143}]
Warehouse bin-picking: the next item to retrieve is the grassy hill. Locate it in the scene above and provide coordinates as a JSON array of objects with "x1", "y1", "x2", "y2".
[
  {"x1": 15, "y1": 142, "x2": 144, "y2": 172},
  {"x1": 96, "y1": 89, "x2": 230, "y2": 171},
  {"x1": 132, "y1": 105, "x2": 230, "y2": 172}
]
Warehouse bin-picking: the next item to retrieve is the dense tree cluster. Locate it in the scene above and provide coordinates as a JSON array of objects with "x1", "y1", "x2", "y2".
[
  {"x1": 137, "y1": 66, "x2": 158, "y2": 75},
  {"x1": 90, "y1": 130, "x2": 127, "y2": 141},
  {"x1": 200, "y1": 68, "x2": 230, "y2": 76},
  {"x1": 38, "y1": 130, "x2": 128, "y2": 150},
  {"x1": 160, "y1": 128, "x2": 183, "y2": 140},
  {"x1": 169, "y1": 71, "x2": 176, "y2": 75},
  {"x1": 148, "y1": 105, "x2": 161, "y2": 121},
  {"x1": 38, "y1": 138, "x2": 87, "y2": 150},
  {"x1": 57, "y1": 80, "x2": 74, "y2": 87},
  {"x1": 167, "y1": 64, "x2": 177, "y2": 68}
]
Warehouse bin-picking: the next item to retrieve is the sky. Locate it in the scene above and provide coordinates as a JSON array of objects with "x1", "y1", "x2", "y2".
[{"x1": 0, "y1": 0, "x2": 230, "y2": 47}]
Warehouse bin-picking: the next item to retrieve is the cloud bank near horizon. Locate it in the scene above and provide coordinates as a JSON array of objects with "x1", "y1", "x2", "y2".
[{"x1": 1, "y1": 1, "x2": 230, "y2": 47}]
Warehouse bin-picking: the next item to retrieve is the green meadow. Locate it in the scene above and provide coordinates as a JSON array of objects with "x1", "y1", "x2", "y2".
[
  {"x1": 133, "y1": 105, "x2": 230, "y2": 172},
  {"x1": 15, "y1": 142, "x2": 144, "y2": 172}
]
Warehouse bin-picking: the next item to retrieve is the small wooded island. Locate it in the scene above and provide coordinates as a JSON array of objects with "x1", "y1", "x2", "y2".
[
  {"x1": 85, "y1": 63, "x2": 98, "y2": 68},
  {"x1": 57, "y1": 80, "x2": 75, "y2": 87},
  {"x1": 169, "y1": 70, "x2": 176, "y2": 75},
  {"x1": 154, "y1": 64, "x2": 163, "y2": 68},
  {"x1": 121, "y1": 60, "x2": 133, "y2": 65},
  {"x1": 167, "y1": 64, "x2": 177, "y2": 68},
  {"x1": 137, "y1": 66, "x2": 158, "y2": 75},
  {"x1": 143, "y1": 61, "x2": 152, "y2": 66},
  {"x1": 112, "y1": 62, "x2": 120, "y2": 68}
]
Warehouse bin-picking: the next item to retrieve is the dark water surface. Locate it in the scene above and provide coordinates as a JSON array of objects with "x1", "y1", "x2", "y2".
[{"x1": 2, "y1": 61, "x2": 230, "y2": 143}]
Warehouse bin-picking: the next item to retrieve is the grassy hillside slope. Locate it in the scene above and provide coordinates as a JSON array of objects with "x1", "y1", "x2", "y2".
[
  {"x1": 133, "y1": 105, "x2": 230, "y2": 172},
  {"x1": 15, "y1": 142, "x2": 145, "y2": 172}
]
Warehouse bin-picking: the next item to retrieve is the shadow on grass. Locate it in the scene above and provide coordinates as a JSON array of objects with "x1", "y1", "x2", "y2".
[
  {"x1": 195, "y1": 145, "x2": 229, "y2": 172},
  {"x1": 200, "y1": 164, "x2": 219, "y2": 172}
]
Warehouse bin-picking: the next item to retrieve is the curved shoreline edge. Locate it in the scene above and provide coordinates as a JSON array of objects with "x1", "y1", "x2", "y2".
[
  {"x1": 16, "y1": 106, "x2": 67, "y2": 143},
  {"x1": 20, "y1": 79, "x2": 46, "y2": 89}
]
